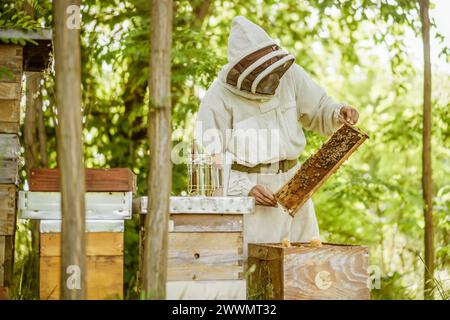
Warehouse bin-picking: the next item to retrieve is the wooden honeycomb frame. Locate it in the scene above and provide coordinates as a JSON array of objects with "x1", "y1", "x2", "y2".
[{"x1": 275, "y1": 123, "x2": 369, "y2": 217}]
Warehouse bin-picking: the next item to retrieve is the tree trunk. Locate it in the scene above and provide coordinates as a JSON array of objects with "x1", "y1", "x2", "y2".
[
  {"x1": 141, "y1": 0, "x2": 173, "y2": 299},
  {"x1": 23, "y1": 4, "x2": 45, "y2": 300},
  {"x1": 419, "y1": 0, "x2": 434, "y2": 300},
  {"x1": 24, "y1": 72, "x2": 40, "y2": 177},
  {"x1": 24, "y1": 72, "x2": 42, "y2": 298},
  {"x1": 37, "y1": 95, "x2": 48, "y2": 167},
  {"x1": 53, "y1": 0, "x2": 86, "y2": 300}
]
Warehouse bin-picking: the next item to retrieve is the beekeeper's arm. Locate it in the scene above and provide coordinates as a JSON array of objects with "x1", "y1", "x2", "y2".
[
  {"x1": 293, "y1": 64, "x2": 357, "y2": 136},
  {"x1": 195, "y1": 90, "x2": 257, "y2": 197}
]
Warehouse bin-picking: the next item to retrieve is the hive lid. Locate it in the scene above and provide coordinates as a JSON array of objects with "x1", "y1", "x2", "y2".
[
  {"x1": 0, "y1": 134, "x2": 20, "y2": 160},
  {"x1": 18, "y1": 191, "x2": 132, "y2": 220},
  {"x1": 133, "y1": 196, "x2": 255, "y2": 215},
  {"x1": 29, "y1": 168, "x2": 137, "y2": 192}
]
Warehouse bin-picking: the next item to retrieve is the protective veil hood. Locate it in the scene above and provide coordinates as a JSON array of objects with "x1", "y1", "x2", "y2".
[{"x1": 219, "y1": 16, "x2": 295, "y2": 100}]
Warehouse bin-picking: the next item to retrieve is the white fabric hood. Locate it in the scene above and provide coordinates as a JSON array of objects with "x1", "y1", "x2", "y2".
[
  {"x1": 219, "y1": 16, "x2": 293, "y2": 101},
  {"x1": 227, "y1": 16, "x2": 278, "y2": 64}
]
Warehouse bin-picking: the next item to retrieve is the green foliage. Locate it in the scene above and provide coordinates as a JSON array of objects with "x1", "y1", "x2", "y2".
[
  {"x1": 0, "y1": 0, "x2": 48, "y2": 45},
  {"x1": 9, "y1": 0, "x2": 450, "y2": 300}
]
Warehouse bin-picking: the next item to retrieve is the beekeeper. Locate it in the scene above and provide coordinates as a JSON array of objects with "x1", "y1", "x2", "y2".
[{"x1": 195, "y1": 16, "x2": 359, "y2": 245}]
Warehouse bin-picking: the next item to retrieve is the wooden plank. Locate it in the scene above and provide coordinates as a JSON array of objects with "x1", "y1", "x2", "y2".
[
  {"x1": 0, "y1": 82, "x2": 21, "y2": 100},
  {"x1": 40, "y1": 255, "x2": 123, "y2": 300},
  {"x1": 0, "y1": 45, "x2": 23, "y2": 59},
  {"x1": 247, "y1": 242, "x2": 370, "y2": 300},
  {"x1": 0, "y1": 236, "x2": 4, "y2": 287},
  {"x1": 29, "y1": 168, "x2": 137, "y2": 192},
  {"x1": 0, "y1": 45, "x2": 22, "y2": 70},
  {"x1": 0, "y1": 160, "x2": 18, "y2": 184},
  {"x1": 0, "y1": 29, "x2": 52, "y2": 41},
  {"x1": 276, "y1": 124, "x2": 369, "y2": 216},
  {"x1": 40, "y1": 232, "x2": 123, "y2": 257},
  {"x1": 0, "y1": 100, "x2": 20, "y2": 123},
  {"x1": 0, "y1": 73, "x2": 21, "y2": 83},
  {"x1": 170, "y1": 214, "x2": 243, "y2": 232},
  {"x1": 0, "y1": 122, "x2": 19, "y2": 134},
  {"x1": 283, "y1": 244, "x2": 369, "y2": 300},
  {"x1": 167, "y1": 280, "x2": 246, "y2": 300},
  {"x1": 0, "y1": 134, "x2": 20, "y2": 159},
  {"x1": 0, "y1": 287, "x2": 9, "y2": 300},
  {"x1": 248, "y1": 245, "x2": 284, "y2": 299},
  {"x1": 168, "y1": 232, "x2": 243, "y2": 281},
  {"x1": 0, "y1": 184, "x2": 16, "y2": 235},
  {"x1": 0, "y1": 235, "x2": 14, "y2": 287},
  {"x1": 0, "y1": 45, "x2": 22, "y2": 84}
]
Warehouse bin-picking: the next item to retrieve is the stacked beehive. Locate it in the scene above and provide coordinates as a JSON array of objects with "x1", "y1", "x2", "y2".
[
  {"x1": 0, "y1": 44, "x2": 22, "y2": 296},
  {"x1": 18, "y1": 168, "x2": 136, "y2": 299},
  {"x1": 133, "y1": 196, "x2": 255, "y2": 299}
]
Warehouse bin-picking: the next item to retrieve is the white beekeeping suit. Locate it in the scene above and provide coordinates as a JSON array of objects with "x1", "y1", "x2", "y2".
[{"x1": 195, "y1": 16, "x2": 345, "y2": 246}]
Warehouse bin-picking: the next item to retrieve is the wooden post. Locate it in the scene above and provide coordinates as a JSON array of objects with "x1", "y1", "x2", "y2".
[
  {"x1": 419, "y1": 0, "x2": 434, "y2": 300},
  {"x1": 53, "y1": 0, "x2": 86, "y2": 300},
  {"x1": 141, "y1": 0, "x2": 173, "y2": 299}
]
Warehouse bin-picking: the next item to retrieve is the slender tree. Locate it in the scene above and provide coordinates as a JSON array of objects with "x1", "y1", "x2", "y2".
[
  {"x1": 141, "y1": 0, "x2": 173, "y2": 299},
  {"x1": 53, "y1": 0, "x2": 86, "y2": 299},
  {"x1": 23, "y1": 2, "x2": 42, "y2": 298},
  {"x1": 419, "y1": 0, "x2": 434, "y2": 300}
]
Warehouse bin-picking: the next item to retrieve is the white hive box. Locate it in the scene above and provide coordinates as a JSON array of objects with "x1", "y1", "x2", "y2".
[{"x1": 134, "y1": 196, "x2": 255, "y2": 300}]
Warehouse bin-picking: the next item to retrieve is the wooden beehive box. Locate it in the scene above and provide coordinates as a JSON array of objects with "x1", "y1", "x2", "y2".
[
  {"x1": 0, "y1": 134, "x2": 20, "y2": 184},
  {"x1": 0, "y1": 29, "x2": 52, "y2": 295},
  {"x1": 248, "y1": 242, "x2": 370, "y2": 300},
  {"x1": 0, "y1": 235, "x2": 14, "y2": 289},
  {"x1": 39, "y1": 220, "x2": 124, "y2": 300},
  {"x1": 0, "y1": 44, "x2": 22, "y2": 134},
  {"x1": 0, "y1": 184, "x2": 17, "y2": 236},
  {"x1": 134, "y1": 196, "x2": 255, "y2": 300},
  {"x1": 29, "y1": 168, "x2": 137, "y2": 192},
  {"x1": 0, "y1": 135, "x2": 19, "y2": 289},
  {"x1": 19, "y1": 174, "x2": 135, "y2": 300},
  {"x1": 276, "y1": 124, "x2": 368, "y2": 216}
]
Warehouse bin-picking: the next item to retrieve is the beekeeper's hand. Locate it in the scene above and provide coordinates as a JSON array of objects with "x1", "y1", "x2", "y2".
[
  {"x1": 248, "y1": 185, "x2": 278, "y2": 207},
  {"x1": 339, "y1": 106, "x2": 359, "y2": 125}
]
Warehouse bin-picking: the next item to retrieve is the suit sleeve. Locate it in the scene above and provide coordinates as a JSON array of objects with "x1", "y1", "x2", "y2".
[{"x1": 293, "y1": 64, "x2": 345, "y2": 136}]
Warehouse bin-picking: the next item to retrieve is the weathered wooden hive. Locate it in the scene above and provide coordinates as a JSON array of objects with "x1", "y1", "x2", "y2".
[
  {"x1": 0, "y1": 40, "x2": 23, "y2": 295},
  {"x1": 18, "y1": 168, "x2": 136, "y2": 300},
  {"x1": 248, "y1": 242, "x2": 370, "y2": 300},
  {"x1": 0, "y1": 28, "x2": 52, "y2": 298},
  {"x1": 276, "y1": 123, "x2": 369, "y2": 216},
  {"x1": 133, "y1": 196, "x2": 255, "y2": 300}
]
